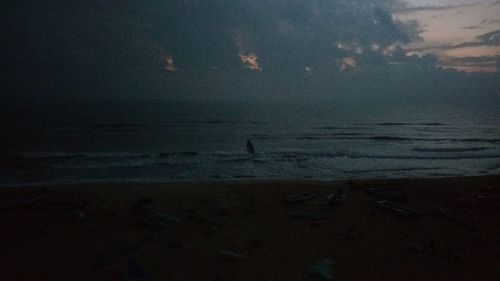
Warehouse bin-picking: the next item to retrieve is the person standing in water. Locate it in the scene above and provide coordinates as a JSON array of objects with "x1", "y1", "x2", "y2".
[{"x1": 246, "y1": 139, "x2": 255, "y2": 154}]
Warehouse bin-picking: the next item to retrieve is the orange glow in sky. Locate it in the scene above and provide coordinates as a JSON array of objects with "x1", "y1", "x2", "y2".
[
  {"x1": 163, "y1": 55, "x2": 177, "y2": 72},
  {"x1": 395, "y1": 0, "x2": 500, "y2": 72},
  {"x1": 444, "y1": 45, "x2": 500, "y2": 58},
  {"x1": 442, "y1": 65, "x2": 498, "y2": 73},
  {"x1": 340, "y1": 57, "x2": 356, "y2": 71},
  {"x1": 239, "y1": 53, "x2": 261, "y2": 71}
]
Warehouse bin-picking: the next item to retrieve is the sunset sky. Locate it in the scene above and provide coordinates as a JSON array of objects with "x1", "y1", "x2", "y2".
[
  {"x1": 395, "y1": 0, "x2": 500, "y2": 72},
  {"x1": 1, "y1": 0, "x2": 499, "y2": 108}
]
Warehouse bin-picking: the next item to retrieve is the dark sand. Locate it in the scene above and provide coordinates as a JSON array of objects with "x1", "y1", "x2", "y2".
[{"x1": 1, "y1": 175, "x2": 500, "y2": 280}]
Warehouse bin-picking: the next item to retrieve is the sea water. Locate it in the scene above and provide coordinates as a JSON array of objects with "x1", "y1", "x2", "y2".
[{"x1": 1, "y1": 100, "x2": 499, "y2": 186}]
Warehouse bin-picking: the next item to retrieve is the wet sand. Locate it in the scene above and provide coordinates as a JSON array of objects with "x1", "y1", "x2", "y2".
[{"x1": 1, "y1": 175, "x2": 500, "y2": 280}]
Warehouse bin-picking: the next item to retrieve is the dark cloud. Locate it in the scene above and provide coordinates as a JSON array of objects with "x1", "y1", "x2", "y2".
[
  {"x1": 443, "y1": 55, "x2": 500, "y2": 67},
  {"x1": 478, "y1": 29, "x2": 500, "y2": 45},
  {"x1": 487, "y1": 0, "x2": 500, "y2": 8},
  {"x1": 460, "y1": 19, "x2": 500, "y2": 30},
  {"x1": 461, "y1": 25, "x2": 485, "y2": 30},
  {"x1": 405, "y1": 28, "x2": 500, "y2": 71},
  {"x1": 1, "y1": 0, "x2": 416, "y2": 100},
  {"x1": 0, "y1": 0, "x2": 497, "y2": 108},
  {"x1": 481, "y1": 18, "x2": 500, "y2": 25},
  {"x1": 393, "y1": 2, "x2": 480, "y2": 14},
  {"x1": 407, "y1": 29, "x2": 500, "y2": 53}
]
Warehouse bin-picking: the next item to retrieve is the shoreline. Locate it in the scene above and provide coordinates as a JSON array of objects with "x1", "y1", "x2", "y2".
[
  {"x1": 3, "y1": 173, "x2": 500, "y2": 189},
  {"x1": 1, "y1": 174, "x2": 499, "y2": 280}
]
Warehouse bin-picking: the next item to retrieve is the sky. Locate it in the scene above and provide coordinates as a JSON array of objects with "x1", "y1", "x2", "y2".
[
  {"x1": 395, "y1": 0, "x2": 500, "y2": 72},
  {"x1": 1, "y1": 0, "x2": 499, "y2": 110}
]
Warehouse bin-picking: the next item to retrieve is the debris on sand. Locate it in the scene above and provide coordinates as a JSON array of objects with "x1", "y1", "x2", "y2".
[
  {"x1": 152, "y1": 212, "x2": 179, "y2": 223},
  {"x1": 68, "y1": 210, "x2": 87, "y2": 222},
  {"x1": 286, "y1": 190, "x2": 318, "y2": 204},
  {"x1": 134, "y1": 212, "x2": 179, "y2": 230},
  {"x1": 376, "y1": 200, "x2": 421, "y2": 218},
  {"x1": 306, "y1": 258, "x2": 334, "y2": 281},
  {"x1": 327, "y1": 189, "x2": 346, "y2": 206},
  {"x1": 217, "y1": 250, "x2": 246, "y2": 261}
]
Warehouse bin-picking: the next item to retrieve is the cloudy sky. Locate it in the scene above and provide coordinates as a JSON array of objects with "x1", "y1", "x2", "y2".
[
  {"x1": 1, "y1": 0, "x2": 499, "y2": 107},
  {"x1": 395, "y1": 0, "x2": 500, "y2": 72}
]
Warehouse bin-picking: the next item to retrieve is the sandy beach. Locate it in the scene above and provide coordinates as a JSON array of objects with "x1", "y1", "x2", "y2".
[{"x1": 1, "y1": 175, "x2": 500, "y2": 281}]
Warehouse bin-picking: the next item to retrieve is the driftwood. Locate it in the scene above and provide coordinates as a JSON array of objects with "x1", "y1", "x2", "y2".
[
  {"x1": 376, "y1": 200, "x2": 421, "y2": 218},
  {"x1": 285, "y1": 190, "x2": 318, "y2": 203}
]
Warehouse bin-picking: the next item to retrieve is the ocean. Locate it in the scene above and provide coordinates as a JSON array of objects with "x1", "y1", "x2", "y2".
[{"x1": 1, "y1": 100, "x2": 499, "y2": 186}]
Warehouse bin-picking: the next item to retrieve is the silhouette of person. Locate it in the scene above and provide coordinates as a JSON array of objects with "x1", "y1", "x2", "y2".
[{"x1": 246, "y1": 139, "x2": 255, "y2": 154}]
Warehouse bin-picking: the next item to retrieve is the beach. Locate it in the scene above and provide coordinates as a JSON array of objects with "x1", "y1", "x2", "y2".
[
  {"x1": 3, "y1": 1, "x2": 500, "y2": 281},
  {"x1": 1, "y1": 175, "x2": 500, "y2": 280}
]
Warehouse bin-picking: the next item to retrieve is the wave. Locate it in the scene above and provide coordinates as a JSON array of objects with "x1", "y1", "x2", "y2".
[
  {"x1": 312, "y1": 126, "x2": 369, "y2": 130},
  {"x1": 417, "y1": 137, "x2": 500, "y2": 143},
  {"x1": 23, "y1": 154, "x2": 89, "y2": 161},
  {"x1": 215, "y1": 157, "x2": 252, "y2": 163},
  {"x1": 413, "y1": 147, "x2": 492, "y2": 153},
  {"x1": 0, "y1": 152, "x2": 155, "y2": 169},
  {"x1": 248, "y1": 129, "x2": 500, "y2": 143},
  {"x1": 297, "y1": 136, "x2": 320, "y2": 140},
  {"x1": 369, "y1": 136, "x2": 414, "y2": 141},
  {"x1": 348, "y1": 153, "x2": 500, "y2": 160},
  {"x1": 333, "y1": 136, "x2": 500, "y2": 143},
  {"x1": 344, "y1": 167, "x2": 440, "y2": 174},
  {"x1": 268, "y1": 151, "x2": 343, "y2": 158},
  {"x1": 419, "y1": 122, "x2": 446, "y2": 126},
  {"x1": 0, "y1": 155, "x2": 53, "y2": 169},
  {"x1": 87, "y1": 123, "x2": 149, "y2": 130},
  {"x1": 157, "y1": 151, "x2": 200, "y2": 158},
  {"x1": 299, "y1": 132, "x2": 366, "y2": 137},
  {"x1": 22, "y1": 152, "x2": 150, "y2": 160},
  {"x1": 377, "y1": 122, "x2": 446, "y2": 126},
  {"x1": 0, "y1": 153, "x2": 90, "y2": 168},
  {"x1": 170, "y1": 119, "x2": 268, "y2": 125},
  {"x1": 232, "y1": 174, "x2": 256, "y2": 178},
  {"x1": 486, "y1": 163, "x2": 500, "y2": 171},
  {"x1": 250, "y1": 133, "x2": 270, "y2": 139},
  {"x1": 200, "y1": 119, "x2": 236, "y2": 124}
]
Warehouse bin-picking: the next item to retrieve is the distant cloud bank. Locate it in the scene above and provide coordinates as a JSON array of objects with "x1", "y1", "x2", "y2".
[{"x1": 395, "y1": 0, "x2": 500, "y2": 72}]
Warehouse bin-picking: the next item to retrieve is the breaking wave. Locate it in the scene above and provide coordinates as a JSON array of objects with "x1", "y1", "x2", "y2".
[{"x1": 413, "y1": 147, "x2": 492, "y2": 153}]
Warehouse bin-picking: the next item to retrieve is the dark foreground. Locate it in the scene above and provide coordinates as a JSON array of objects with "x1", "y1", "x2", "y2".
[{"x1": 1, "y1": 175, "x2": 500, "y2": 280}]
